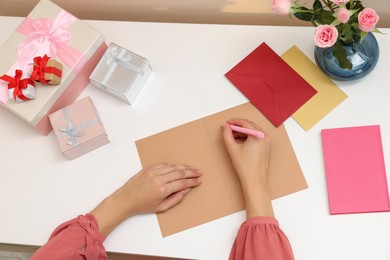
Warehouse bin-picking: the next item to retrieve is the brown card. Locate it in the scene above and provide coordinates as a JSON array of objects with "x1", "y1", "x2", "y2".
[{"x1": 136, "y1": 102, "x2": 307, "y2": 237}]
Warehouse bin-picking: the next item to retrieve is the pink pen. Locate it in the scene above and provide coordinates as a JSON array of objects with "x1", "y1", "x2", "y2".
[{"x1": 229, "y1": 124, "x2": 265, "y2": 139}]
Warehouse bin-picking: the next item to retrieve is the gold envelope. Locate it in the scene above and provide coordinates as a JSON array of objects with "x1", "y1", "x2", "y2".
[
  {"x1": 136, "y1": 103, "x2": 308, "y2": 237},
  {"x1": 282, "y1": 46, "x2": 348, "y2": 131}
]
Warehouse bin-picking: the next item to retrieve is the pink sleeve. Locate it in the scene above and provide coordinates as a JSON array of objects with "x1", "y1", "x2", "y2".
[
  {"x1": 229, "y1": 216, "x2": 294, "y2": 260},
  {"x1": 30, "y1": 214, "x2": 107, "y2": 260}
]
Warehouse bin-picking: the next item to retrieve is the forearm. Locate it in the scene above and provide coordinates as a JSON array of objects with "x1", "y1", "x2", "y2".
[
  {"x1": 242, "y1": 185, "x2": 274, "y2": 218},
  {"x1": 239, "y1": 168, "x2": 274, "y2": 219},
  {"x1": 90, "y1": 164, "x2": 202, "y2": 237},
  {"x1": 90, "y1": 190, "x2": 136, "y2": 237}
]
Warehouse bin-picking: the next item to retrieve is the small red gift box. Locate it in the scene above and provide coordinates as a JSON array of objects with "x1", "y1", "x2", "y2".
[{"x1": 31, "y1": 55, "x2": 63, "y2": 85}]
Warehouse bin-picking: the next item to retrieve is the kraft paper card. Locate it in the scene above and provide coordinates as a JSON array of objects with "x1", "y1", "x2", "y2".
[
  {"x1": 225, "y1": 42, "x2": 317, "y2": 127},
  {"x1": 281, "y1": 46, "x2": 348, "y2": 131},
  {"x1": 136, "y1": 102, "x2": 308, "y2": 237},
  {"x1": 321, "y1": 125, "x2": 390, "y2": 215}
]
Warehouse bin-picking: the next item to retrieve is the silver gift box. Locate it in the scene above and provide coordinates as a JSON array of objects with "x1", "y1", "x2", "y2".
[{"x1": 89, "y1": 42, "x2": 152, "y2": 104}]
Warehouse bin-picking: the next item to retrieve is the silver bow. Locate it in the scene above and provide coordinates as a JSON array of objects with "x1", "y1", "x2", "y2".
[
  {"x1": 101, "y1": 46, "x2": 144, "y2": 87},
  {"x1": 59, "y1": 108, "x2": 98, "y2": 146}
]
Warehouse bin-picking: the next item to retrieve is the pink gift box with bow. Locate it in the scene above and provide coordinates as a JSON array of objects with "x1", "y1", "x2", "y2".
[
  {"x1": 0, "y1": 0, "x2": 107, "y2": 135},
  {"x1": 49, "y1": 97, "x2": 110, "y2": 160}
]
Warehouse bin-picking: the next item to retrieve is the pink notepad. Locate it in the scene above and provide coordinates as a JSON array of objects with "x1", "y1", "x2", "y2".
[{"x1": 321, "y1": 125, "x2": 390, "y2": 215}]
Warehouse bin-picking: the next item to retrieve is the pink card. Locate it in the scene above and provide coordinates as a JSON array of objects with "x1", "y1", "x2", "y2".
[{"x1": 321, "y1": 125, "x2": 390, "y2": 215}]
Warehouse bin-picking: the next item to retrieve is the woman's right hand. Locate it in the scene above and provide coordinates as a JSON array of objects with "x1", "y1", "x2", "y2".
[
  {"x1": 221, "y1": 118, "x2": 274, "y2": 218},
  {"x1": 221, "y1": 118, "x2": 271, "y2": 187}
]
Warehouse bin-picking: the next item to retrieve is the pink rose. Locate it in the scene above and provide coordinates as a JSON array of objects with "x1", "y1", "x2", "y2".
[
  {"x1": 272, "y1": 0, "x2": 292, "y2": 15},
  {"x1": 314, "y1": 25, "x2": 339, "y2": 48},
  {"x1": 330, "y1": 0, "x2": 349, "y2": 6},
  {"x1": 337, "y1": 8, "x2": 350, "y2": 24},
  {"x1": 358, "y1": 8, "x2": 380, "y2": 32}
]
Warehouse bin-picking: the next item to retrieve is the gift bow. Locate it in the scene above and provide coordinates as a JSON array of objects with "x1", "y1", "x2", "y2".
[
  {"x1": 30, "y1": 55, "x2": 63, "y2": 84},
  {"x1": 101, "y1": 46, "x2": 145, "y2": 87},
  {"x1": 59, "y1": 108, "x2": 98, "y2": 146},
  {"x1": 107, "y1": 46, "x2": 144, "y2": 75},
  {"x1": 16, "y1": 10, "x2": 86, "y2": 73},
  {"x1": 0, "y1": 10, "x2": 87, "y2": 104},
  {"x1": 0, "y1": 70, "x2": 34, "y2": 101}
]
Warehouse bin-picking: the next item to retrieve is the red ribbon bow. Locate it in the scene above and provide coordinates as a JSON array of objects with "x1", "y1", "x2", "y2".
[
  {"x1": 30, "y1": 55, "x2": 62, "y2": 84},
  {"x1": 0, "y1": 70, "x2": 34, "y2": 101}
]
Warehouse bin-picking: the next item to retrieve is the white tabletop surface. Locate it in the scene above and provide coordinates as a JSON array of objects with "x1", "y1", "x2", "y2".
[{"x1": 1, "y1": 16, "x2": 390, "y2": 260}]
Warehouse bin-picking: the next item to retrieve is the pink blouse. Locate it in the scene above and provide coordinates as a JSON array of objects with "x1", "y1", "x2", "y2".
[
  {"x1": 30, "y1": 214, "x2": 107, "y2": 260},
  {"x1": 229, "y1": 216, "x2": 294, "y2": 260},
  {"x1": 31, "y1": 215, "x2": 294, "y2": 260}
]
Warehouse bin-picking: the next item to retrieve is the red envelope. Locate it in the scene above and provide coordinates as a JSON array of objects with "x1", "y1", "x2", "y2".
[{"x1": 225, "y1": 42, "x2": 317, "y2": 127}]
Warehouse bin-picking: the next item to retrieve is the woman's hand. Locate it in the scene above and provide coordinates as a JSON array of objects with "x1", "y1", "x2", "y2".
[
  {"x1": 221, "y1": 118, "x2": 274, "y2": 218},
  {"x1": 118, "y1": 163, "x2": 203, "y2": 214},
  {"x1": 90, "y1": 163, "x2": 202, "y2": 236}
]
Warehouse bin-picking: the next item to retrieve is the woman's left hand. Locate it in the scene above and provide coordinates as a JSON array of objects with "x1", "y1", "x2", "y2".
[{"x1": 90, "y1": 163, "x2": 203, "y2": 236}]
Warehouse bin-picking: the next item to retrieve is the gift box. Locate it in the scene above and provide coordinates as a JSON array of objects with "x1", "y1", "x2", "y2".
[
  {"x1": 0, "y1": 0, "x2": 107, "y2": 135},
  {"x1": 89, "y1": 42, "x2": 152, "y2": 105},
  {"x1": 31, "y1": 55, "x2": 63, "y2": 85},
  {"x1": 49, "y1": 97, "x2": 109, "y2": 160},
  {"x1": 0, "y1": 70, "x2": 36, "y2": 102}
]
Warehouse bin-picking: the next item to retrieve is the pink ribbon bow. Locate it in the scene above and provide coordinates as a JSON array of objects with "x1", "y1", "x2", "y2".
[
  {"x1": 16, "y1": 10, "x2": 85, "y2": 73},
  {"x1": 1, "y1": 10, "x2": 88, "y2": 104}
]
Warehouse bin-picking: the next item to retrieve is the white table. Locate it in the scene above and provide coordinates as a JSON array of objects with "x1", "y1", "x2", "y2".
[{"x1": 1, "y1": 16, "x2": 390, "y2": 260}]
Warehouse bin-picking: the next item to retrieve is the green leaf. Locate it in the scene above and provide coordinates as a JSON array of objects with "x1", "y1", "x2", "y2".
[
  {"x1": 295, "y1": 6, "x2": 310, "y2": 11},
  {"x1": 333, "y1": 41, "x2": 353, "y2": 70},
  {"x1": 313, "y1": 0, "x2": 322, "y2": 11},
  {"x1": 317, "y1": 14, "x2": 336, "y2": 25},
  {"x1": 294, "y1": 11, "x2": 314, "y2": 22},
  {"x1": 331, "y1": 19, "x2": 341, "y2": 27},
  {"x1": 372, "y1": 28, "x2": 385, "y2": 34},
  {"x1": 360, "y1": 31, "x2": 368, "y2": 42},
  {"x1": 349, "y1": 9, "x2": 358, "y2": 16},
  {"x1": 354, "y1": 1, "x2": 364, "y2": 9},
  {"x1": 313, "y1": 9, "x2": 335, "y2": 25}
]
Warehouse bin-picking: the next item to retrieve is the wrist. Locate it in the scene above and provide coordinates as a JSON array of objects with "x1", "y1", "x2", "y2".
[
  {"x1": 242, "y1": 184, "x2": 274, "y2": 218},
  {"x1": 90, "y1": 191, "x2": 136, "y2": 237},
  {"x1": 111, "y1": 188, "x2": 138, "y2": 217},
  {"x1": 239, "y1": 176, "x2": 269, "y2": 195}
]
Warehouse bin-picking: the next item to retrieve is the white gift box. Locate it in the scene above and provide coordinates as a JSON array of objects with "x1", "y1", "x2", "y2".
[
  {"x1": 2, "y1": 71, "x2": 36, "y2": 102},
  {"x1": 89, "y1": 43, "x2": 152, "y2": 104}
]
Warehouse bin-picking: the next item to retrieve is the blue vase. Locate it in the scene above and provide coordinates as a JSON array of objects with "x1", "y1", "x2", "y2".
[{"x1": 314, "y1": 32, "x2": 379, "y2": 81}]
